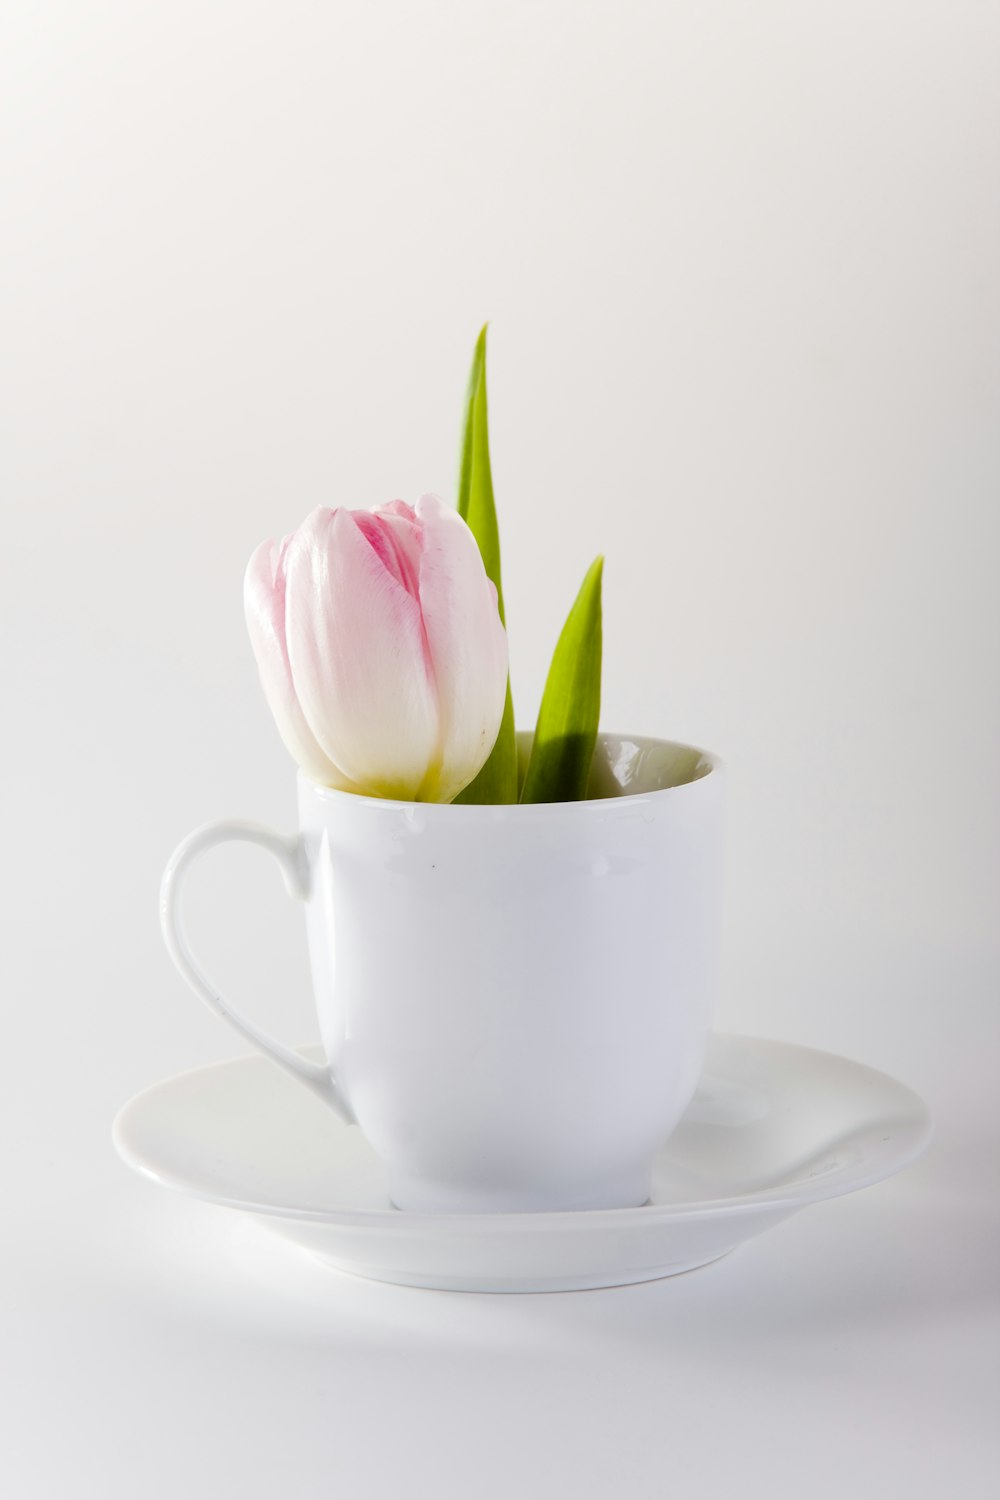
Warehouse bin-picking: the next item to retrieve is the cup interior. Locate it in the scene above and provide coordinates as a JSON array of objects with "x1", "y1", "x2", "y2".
[{"x1": 515, "y1": 732, "x2": 716, "y2": 801}]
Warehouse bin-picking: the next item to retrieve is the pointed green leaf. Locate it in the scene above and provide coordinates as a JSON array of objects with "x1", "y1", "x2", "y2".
[
  {"x1": 520, "y1": 557, "x2": 603, "y2": 804},
  {"x1": 457, "y1": 324, "x2": 505, "y2": 622},
  {"x1": 454, "y1": 325, "x2": 518, "y2": 803}
]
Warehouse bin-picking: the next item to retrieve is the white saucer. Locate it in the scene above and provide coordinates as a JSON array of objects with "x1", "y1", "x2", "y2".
[{"x1": 113, "y1": 1035, "x2": 931, "y2": 1293}]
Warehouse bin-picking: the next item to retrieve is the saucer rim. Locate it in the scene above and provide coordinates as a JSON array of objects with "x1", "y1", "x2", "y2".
[{"x1": 112, "y1": 1033, "x2": 932, "y2": 1231}]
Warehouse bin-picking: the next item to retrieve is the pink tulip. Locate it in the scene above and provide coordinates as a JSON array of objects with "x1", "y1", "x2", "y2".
[{"x1": 244, "y1": 494, "x2": 508, "y2": 802}]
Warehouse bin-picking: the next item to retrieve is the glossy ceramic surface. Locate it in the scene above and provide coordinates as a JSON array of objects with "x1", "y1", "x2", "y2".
[
  {"x1": 113, "y1": 1034, "x2": 931, "y2": 1293},
  {"x1": 161, "y1": 733, "x2": 725, "y2": 1212}
]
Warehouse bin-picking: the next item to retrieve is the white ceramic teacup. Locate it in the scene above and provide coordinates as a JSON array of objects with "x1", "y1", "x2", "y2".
[{"x1": 161, "y1": 733, "x2": 724, "y2": 1213}]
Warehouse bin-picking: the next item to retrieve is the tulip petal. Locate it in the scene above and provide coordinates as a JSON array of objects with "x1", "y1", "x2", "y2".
[
  {"x1": 244, "y1": 535, "x2": 362, "y2": 791},
  {"x1": 414, "y1": 493, "x2": 509, "y2": 802},
  {"x1": 353, "y1": 503, "x2": 422, "y2": 600},
  {"x1": 284, "y1": 508, "x2": 441, "y2": 799}
]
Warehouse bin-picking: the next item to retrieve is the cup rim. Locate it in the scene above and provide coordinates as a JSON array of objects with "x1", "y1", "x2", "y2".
[{"x1": 298, "y1": 731, "x2": 723, "y2": 815}]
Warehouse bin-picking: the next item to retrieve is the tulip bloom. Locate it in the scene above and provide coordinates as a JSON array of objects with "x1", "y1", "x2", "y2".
[{"x1": 245, "y1": 494, "x2": 508, "y2": 802}]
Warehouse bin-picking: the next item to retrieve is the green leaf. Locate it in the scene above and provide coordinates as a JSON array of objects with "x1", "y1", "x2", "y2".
[
  {"x1": 454, "y1": 324, "x2": 518, "y2": 804},
  {"x1": 457, "y1": 325, "x2": 505, "y2": 621},
  {"x1": 520, "y1": 557, "x2": 604, "y2": 804}
]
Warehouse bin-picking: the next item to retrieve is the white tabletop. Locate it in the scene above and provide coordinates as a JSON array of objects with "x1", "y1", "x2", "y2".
[{"x1": 3, "y1": 933, "x2": 996, "y2": 1499}]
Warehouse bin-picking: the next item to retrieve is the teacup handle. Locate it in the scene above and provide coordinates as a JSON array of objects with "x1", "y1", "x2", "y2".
[{"x1": 159, "y1": 820, "x2": 354, "y2": 1124}]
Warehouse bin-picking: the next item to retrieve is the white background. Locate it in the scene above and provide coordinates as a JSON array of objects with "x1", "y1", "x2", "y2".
[{"x1": 2, "y1": 1, "x2": 998, "y2": 1495}]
